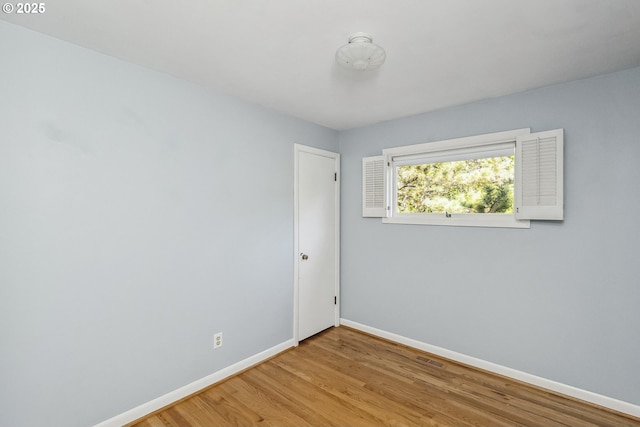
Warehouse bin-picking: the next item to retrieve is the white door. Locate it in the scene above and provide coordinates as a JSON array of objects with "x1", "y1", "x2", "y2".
[{"x1": 294, "y1": 144, "x2": 339, "y2": 343}]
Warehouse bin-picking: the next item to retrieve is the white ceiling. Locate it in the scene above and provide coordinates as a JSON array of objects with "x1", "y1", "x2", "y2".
[{"x1": 3, "y1": 1, "x2": 640, "y2": 130}]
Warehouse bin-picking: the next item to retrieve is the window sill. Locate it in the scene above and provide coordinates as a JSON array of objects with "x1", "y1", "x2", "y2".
[{"x1": 382, "y1": 213, "x2": 530, "y2": 229}]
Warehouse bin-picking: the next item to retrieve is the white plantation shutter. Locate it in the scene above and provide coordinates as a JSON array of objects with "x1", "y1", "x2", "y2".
[
  {"x1": 362, "y1": 156, "x2": 387, "y2": 217},
  {"x1": 515, "y1": 129, "x2": 564, "y2": 220}
]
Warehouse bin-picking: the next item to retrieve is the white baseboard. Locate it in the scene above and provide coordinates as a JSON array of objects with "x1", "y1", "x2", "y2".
[
  {"x1": 93, "y1": 339, "x2": 295, "y2": 427},
  {"x1": 340, "y1": 318, "x2": 640, "y2": 418}
]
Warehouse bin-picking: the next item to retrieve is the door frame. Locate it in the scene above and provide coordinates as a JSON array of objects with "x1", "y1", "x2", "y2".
[{"x1": 293, "y1": 143, "x2": 340, "y2": 346}]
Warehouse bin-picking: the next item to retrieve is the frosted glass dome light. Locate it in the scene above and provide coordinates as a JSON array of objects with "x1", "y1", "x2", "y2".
[{"x1": 335, "y1": 32, "x2": 386, "y2": 71}]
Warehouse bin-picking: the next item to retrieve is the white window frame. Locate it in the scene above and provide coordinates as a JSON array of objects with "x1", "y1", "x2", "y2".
[{"x1": 382, "y1": 129, "x2": 532, "y2": 228}]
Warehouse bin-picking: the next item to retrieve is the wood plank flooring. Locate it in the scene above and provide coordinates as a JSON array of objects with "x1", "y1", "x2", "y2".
[{"x1": 130, "y1": 327, "x2": 640, "y2": 427}]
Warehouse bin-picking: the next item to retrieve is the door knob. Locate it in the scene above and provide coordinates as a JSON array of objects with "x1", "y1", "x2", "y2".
[{"x1": 300, "y1": 253, "x2": 309, "y2": 260}]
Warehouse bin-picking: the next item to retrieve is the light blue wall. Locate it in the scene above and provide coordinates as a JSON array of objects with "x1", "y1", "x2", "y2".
[
  {"x1": 339, "y1": 67, "x2": 640, "y2": 405},
  {"x1": 0, "y1": 21, "x2": 338, "y2": 427}
]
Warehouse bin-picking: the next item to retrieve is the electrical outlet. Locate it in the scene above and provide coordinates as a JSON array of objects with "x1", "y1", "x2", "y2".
[{"x1": 214, "y1": 332, "x2": 223, "y2": 349}]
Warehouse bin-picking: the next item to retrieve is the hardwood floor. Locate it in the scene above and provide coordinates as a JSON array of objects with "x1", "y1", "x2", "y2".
[{"x1": 130, "y1": 327, "x2": 640, "y2": 427}]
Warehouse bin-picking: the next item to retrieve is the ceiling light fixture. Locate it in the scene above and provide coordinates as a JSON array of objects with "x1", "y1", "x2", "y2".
[{"x1": 335, "y1": 32, "x2": 386, "y2": 71}]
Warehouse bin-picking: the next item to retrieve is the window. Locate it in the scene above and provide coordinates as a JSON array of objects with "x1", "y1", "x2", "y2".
[
  {"x1": 362, "y1": 128, "x2": 563, "y2": 228},
  {"x1": 396, "y1": 151, "x2": 515, "y2": 214}
]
